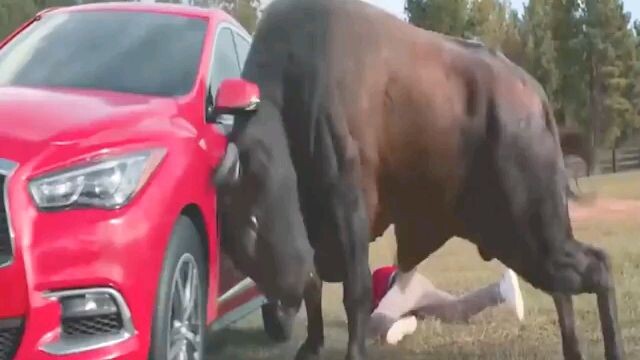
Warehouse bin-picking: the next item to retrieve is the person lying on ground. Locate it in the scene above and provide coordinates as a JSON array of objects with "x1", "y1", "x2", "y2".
[{"x1": 368, "y1": 265, "x2": 525, "y2": 345}]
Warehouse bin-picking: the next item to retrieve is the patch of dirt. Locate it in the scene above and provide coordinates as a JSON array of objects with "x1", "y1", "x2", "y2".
[{"x1": 569, "y1": 196, "x2": 640, "y2": 222}]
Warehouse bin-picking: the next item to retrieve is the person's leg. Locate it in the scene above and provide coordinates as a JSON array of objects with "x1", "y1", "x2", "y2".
[
  {"x1": 499, "y1": 268, "x2": 525, "y2": 320},
  {"x1": 369, "y1": 268, "x2": 525, "y2": 343},
  {"x1": 369, "y1": 269, "x2": 455, "y2": 344},
  {"x1": 414, "y1": 282, "x2": 501, "y2": 323},
  {"x1": 413, "y1": 269, "x2": 525, "y2": 323},
  {"x1": 368, "y1": 269, "x2": 432, "y2": 343},
  {"x1": 373, "y1": 268, "x2": 448, "y2": 319}
]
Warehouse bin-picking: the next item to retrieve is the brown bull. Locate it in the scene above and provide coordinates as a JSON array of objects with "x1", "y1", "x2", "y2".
[{"x1": 212, "y1": 0, "x2": 624, "y2": 359}]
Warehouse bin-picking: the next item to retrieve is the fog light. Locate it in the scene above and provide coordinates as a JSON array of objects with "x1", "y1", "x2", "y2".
[
  {"x1": 61, "y1": 293, "x2": 119, "y2": 318},
  {"x1": 41, "y1": 287, "x2": 134, "y2": 355}
]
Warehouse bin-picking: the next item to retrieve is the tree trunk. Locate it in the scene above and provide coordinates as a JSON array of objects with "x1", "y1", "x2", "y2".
[{"x1": 612, "y1": 147, "x2": 617, "y2": 173}]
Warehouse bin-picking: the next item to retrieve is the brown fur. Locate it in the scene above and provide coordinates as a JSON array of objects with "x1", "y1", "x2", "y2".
[{"x1": 224, "y1": 0, "x2": 624, "y2": 358}]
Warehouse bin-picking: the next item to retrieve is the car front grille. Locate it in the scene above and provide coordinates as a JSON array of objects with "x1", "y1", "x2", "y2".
[
  {"x1": 0, "y1": 318, "x2": 23, "y2": 360},
  {"x1": 0, "y1": 175, "x2": 11, "y2": 266},
  {"x1": 62, "y1": 313, "x2": 123, "y2": 338}
]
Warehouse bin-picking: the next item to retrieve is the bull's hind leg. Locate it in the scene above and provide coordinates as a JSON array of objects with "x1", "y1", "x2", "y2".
[
  {"x1": 553, "y1": 294, "x2": 583, "y2": 360},
  {"x1": 535, "y1": 240, "x2": 623, "y2": 360},
  {"x1": 391, "y1": 212, "x2": 451, "y2": 312},
  {"x1": 588, "y1": 246, "x2": 623, "y2": 360},
  {"x1": 295, "y1": 274, "x2": 325, "y2": 360},
  {"x1": 393, "y1": 208, "x2": 452, "y2": 274}
]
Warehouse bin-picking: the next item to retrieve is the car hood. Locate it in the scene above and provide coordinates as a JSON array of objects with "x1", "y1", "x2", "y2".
[{"x1": 0, "y1": 86, "x2": 183, "y2": 165}]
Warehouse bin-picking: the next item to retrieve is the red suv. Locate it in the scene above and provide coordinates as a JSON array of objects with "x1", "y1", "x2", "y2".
[{"x1": 0, "y1": 3, "x2": 281, "y2": 359}]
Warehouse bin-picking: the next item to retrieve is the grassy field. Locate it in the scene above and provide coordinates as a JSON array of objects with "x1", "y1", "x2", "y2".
[{"x1": 208, "y1": 171, "x2": 640, "y2": 360}]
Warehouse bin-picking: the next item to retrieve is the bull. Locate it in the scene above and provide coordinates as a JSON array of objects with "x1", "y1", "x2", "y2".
[{"x1": 211, "y1": 0, "x2": 624, "y2": 359}]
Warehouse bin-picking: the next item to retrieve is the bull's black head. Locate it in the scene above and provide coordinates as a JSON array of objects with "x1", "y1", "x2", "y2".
[{"x1": 210, "y1": 79, "x2": 314, "y2": 304}]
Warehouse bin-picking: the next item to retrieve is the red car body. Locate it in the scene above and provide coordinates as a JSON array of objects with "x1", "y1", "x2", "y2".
[{"x1": 0, "y1": 3, "x2": 262, "y2": 359}]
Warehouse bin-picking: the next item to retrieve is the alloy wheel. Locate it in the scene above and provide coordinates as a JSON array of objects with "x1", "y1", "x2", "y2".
[{"x1": 167, "y1": 254, "x2": 203, "y2": 360}]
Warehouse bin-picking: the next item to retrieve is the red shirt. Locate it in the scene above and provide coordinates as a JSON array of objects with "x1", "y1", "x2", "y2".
[{"x1": 371, "y1": 265, "x2": 398, "y2": 312}]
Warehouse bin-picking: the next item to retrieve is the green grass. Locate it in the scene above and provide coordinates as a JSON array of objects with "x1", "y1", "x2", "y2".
[
  {"x1": 579, "y1": 171, "x2": 640, "y2": 200},
  {"x1": 209, "y1": 171, "x2": 640, "y2": 360}
]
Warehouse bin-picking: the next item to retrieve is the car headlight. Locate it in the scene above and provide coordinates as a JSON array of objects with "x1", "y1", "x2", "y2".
[{"x1": 29, "y1": 149, "x2": 166, "y2": 210}]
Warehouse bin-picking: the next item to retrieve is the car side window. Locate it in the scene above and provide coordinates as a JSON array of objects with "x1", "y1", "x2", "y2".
[
  {"x1": 233, "y1": 33, "x2": 251, "y2": 71},
  {"x1": 209, "y1": 27, "x2": 241, "y2": 96}
]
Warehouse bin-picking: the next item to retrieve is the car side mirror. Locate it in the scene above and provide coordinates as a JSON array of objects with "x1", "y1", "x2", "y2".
[{"x1": 206, "y1": 78, "x2": 260, "y2": 124}]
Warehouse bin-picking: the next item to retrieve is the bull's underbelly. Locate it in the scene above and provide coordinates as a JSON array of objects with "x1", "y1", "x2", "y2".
[{"x1": 314, "y1": 250, "x2": 346, "y2": 283}]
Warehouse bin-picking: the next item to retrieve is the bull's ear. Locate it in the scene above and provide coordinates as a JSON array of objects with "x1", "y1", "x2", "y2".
[{"x1": 213, "y1": 142, "x2": 241, "y2": 187}]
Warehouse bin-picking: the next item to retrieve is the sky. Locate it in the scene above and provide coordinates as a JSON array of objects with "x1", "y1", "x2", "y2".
[{"x1": 363, "y1": 0, "x2": 640, "y2": 23}]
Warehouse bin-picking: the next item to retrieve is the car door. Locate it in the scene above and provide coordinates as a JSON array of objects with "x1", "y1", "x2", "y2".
[
  {"x1": 232, "y1": 29, "x2": 251, "y2": 70},
  {"x1": 206, "y1": 24, "x2": 259, "y2": 315},
  {"x1": 208, "y1": 26, "x2": 242, "y2": 136}
]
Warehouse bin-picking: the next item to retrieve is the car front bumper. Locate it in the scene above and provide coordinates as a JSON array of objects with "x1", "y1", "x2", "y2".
[{"x1": 0, "y1": 158, "x2": 176, "y2": 359}]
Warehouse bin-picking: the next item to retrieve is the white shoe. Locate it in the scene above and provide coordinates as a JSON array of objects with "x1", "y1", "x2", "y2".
[
  {"x1": 385, "y1": 315, "x2": 418, "y2": 345},
  {"x1": 499, "y1": 269, "x2": 525, "y2": 321}
]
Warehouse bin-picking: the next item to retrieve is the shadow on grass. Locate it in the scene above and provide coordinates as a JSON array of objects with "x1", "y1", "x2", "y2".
[
  {"x1": 314, "y1": 341, "x2": 555, "y2": 360},
  {"x1": 207, "y1": 327, "x2": 275, "y2": 355}
]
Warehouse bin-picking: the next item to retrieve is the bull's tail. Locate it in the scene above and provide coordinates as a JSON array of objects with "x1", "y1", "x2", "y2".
[
  {"x1": 559, "y1": 127, "x2": 594, "y2": 175},
  {"x1": 541, "y1": 100, "x2": 594, "y2": 201},
  {"x1": 558, "y1": 127, "x2": 596, "y2": 202}
]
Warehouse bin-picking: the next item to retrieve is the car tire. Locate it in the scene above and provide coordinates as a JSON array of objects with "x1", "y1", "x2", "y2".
[
  {"x1": 261, "y1": 301, "x2": 295, "y2": 342},
  {"x1": 149, "y1": 216, "x2": 207, "y2": 360}
]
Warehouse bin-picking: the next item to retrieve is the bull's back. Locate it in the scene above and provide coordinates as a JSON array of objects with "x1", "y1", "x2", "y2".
[
  {"x1": 318, "y1": 1, "x2": 470, "y2": 229},
  {"x1": 363, "y1": 25, "x2": 556, "y2": 238},
  {"x1": 251, "y1": 0, "x2": 560, "y2": 256}
]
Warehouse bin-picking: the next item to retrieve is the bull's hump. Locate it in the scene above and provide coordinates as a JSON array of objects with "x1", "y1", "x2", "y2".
[
  {"x1": 452, "y1": 37, "x2": 488, "y2": 50},
  {"x1": 444, "y1": 35, "x2": 544, "y2": 102}
]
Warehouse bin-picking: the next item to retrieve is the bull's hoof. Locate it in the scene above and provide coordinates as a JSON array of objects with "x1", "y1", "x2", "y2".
[
  {"x1": 295, "y1": 341, "x2": 322, "y2": 360},
  {"x1": 345, "y1": 348, "x2": 366, "y2": 360},
  {"x1": 564, "y1": 351, "x2": 584, "y2": 360},
  {"x1": 261, "y1": 302, "x2": 294, "y2": 342},
  {"x1": 344, "y1": 354, "x2": 365, "y2": 360}
]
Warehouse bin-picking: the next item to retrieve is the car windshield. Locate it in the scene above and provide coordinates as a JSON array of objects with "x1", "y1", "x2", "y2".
[{"x1": 0, "y1": 10, "x2": 207, "y2": 97}]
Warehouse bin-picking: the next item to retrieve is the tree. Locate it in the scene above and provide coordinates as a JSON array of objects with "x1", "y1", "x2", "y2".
[
  {"x1": 33, "y1": 0, "x2": 88, "y2": 9},
  {"x1": 581, "y1": 0, "x2": 638, "y2": 148},
  {"x1": 214, "y1": 0, "x2": 260, "y2": 33},
  {"x1": 550, "y1": 0, "x2": 586, "y2": 126},
  {"x1": 193, "y1": 0, "x2": 218, "y2": 7},
  {"x1": 629, "y1": 21, "x2": 640, "y2": 142},
  {"x1": 465, "y1": 0, "x2": 510, "y2": 49},
  {"x1": 405, "y1": 0, "x2": 469, "y2": 37},
  {"x1": 0, "y1": 0, "x2": 38, "y2": 40},
  {"x1": 405, "y1": 0, "x2": 525, "y2": 65},
  {"x1": 234, "y1": 0, "x2": 260, "y2": 33},
  {"x1": 520, "y1": 0, "x2": 559, "y2": 101},
  {"x1": 500, "y1": 8, "x2": 524, "y2": 64}
]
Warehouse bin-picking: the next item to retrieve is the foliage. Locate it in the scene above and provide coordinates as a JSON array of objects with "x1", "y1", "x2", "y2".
[
  {"x1": 2, "y1": 0, "x2": 639, "y2": 148},
  {"x1": 0, "y1": 0, "x2": 262, "y2": 40},
  {"x1": 405, "y1": 0, "x2": 469, "y2": 37},
  {"x1": 405, "y1": 0, "x2": 640, "y2": 149},
  {"x1": 0, "y1": 0, "x2": 38, "y2": 40},
  {"x1": 521, "y1": 0, "x2": 558, "y2": 101},
  {"x1": 550, "y1": 0, "x2": 585, "y2": 126},
  {"x1": 465, "y1": 0, "x2": 510, "y2": 48},
  {"x1": 580, "y1": 0, "x2": 638, "y2": 147}
]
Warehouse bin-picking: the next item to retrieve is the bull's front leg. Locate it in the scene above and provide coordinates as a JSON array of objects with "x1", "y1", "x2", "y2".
[
  {"x1": 542, "y1": 240, "x2": 624, "y2": 360},
  {"x1": 553, "y1": 294, "x2": 583, "y2": 360},
  {"x1": 331, "y1": 180, "x2": 372, "y2": 360}
]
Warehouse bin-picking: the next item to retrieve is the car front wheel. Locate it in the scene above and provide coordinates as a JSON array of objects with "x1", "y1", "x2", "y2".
[{"x1": 150, "y1": 216, "x2": 207, "y2": 360}]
